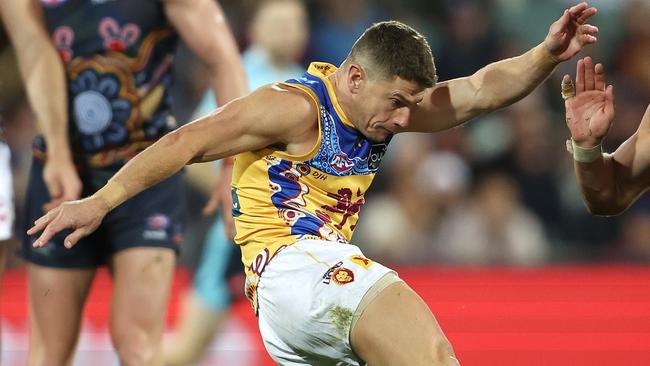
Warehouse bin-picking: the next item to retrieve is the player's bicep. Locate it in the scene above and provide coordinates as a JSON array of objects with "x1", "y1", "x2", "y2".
[
  {"x1": 186, "y1": 85, "x2": 315, "y2": 163},
  {"x1": 407, "y1": 77, "x2": 481, "y2": 133}
]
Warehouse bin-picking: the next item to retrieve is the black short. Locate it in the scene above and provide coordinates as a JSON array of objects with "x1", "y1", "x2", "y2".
[{"x1": 22, "y1": 157, "x2": 186, "y2": 268}]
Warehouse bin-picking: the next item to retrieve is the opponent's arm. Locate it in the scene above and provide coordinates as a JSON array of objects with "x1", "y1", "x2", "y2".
[
  {"x1": 28, "y1": 85, "x2": 316, "y2": 247},
  {"x1": 0, "y1": 0, "x2": 81, "y2": 208},
  {"x1": 562, "y1": 56, "x2": 650, "y2": 215},
  {"x1": 407, "y1": 2, "x2": 598, "y2": 133},
  {"x1": 575, "y1": 112, "x2": 650, "y2": 216},
  {"x1": 163, "y1": 0, "x2": 247, "y2": 107},
  {"x1": 602, "y1": 106, "x2": 650, "y2": 214},
  {"x1": 163, "y1": 0, "x2": 248, "y2": 236}
]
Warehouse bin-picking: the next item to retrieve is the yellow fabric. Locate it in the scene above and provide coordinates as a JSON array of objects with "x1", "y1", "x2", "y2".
[{"x1": 232, "y1": 62, "x2": 382, "y2": 277}]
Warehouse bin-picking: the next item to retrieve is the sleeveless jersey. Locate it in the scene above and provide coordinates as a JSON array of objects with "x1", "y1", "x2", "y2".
[
  {"x1": 36, "y1": 0, "x2": 178, "y2": 168},
  {"x1": 232, "y1": 62, "x2": 392, "y2": 275}
]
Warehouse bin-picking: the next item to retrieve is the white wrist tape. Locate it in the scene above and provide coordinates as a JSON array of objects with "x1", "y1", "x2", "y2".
[{"x1": 568, "y1": 138, "x2": 602, "y2": 163}]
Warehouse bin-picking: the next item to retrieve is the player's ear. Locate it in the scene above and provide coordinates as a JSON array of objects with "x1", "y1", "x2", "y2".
[{"x1": 347, "y1": 63, "x2": 364, "y2": 94}]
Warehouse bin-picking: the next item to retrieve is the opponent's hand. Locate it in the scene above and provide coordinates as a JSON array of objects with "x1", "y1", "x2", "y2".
[
  {"x1": 27, "y1": 195, "x2": 109, "y2": 249},
  {"x1": 42, "y1": 154, "x2": 82, "y2": 212},
  {"x1": 563, "y1": 57, "x2": 615, "y2": 148},
  {"x1": 202, "y1": 161, "x2": 236, "y2": 240},
  {"x1": 544, "y1": 2, "x2": 598, "y2": 62}
]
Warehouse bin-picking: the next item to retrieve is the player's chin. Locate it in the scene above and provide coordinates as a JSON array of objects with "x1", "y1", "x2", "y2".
[
  {"x1": 365, "y1": 129, "x2": 391, "y2": 142},
  {"x1": 366, "y1": 134, "x2": 386, "y2": 143}
]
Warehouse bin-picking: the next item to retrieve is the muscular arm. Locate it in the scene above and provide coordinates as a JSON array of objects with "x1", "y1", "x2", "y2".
[
  {"x1": 0, "y1": 0, "x2": 70, "y2": 156},
  {"x1": 28, "y1": 85, "x2": 317, "y2": 247},
  {"x1": 109, "y1": 85, "x2": 313, "y2": 200},
  {"x1": 408, "y1": 44, "x2": 557, "y2": 133},
  {"x1": 407, "y1": 3, "x2": 598, "y2": 133},
  {"x1": 576, "y1": 105, "x2": 650, "y2": 215},
  {"x1": 1, "y1": 0, "x2": 82, "y2": 209},
  {"x1": 164, "y1": 0, "x2": 247, "y2": 106}
]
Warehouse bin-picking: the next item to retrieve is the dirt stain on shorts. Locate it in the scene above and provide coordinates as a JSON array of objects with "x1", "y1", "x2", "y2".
[{"x1": 329, "y1": 305, "x2": 354, "y2": 337}]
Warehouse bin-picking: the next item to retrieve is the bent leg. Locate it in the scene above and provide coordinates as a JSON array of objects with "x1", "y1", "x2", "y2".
[
  {"x1": 163, "y1": 291, "x2": 229, "y2": 366},
  {"x1": 350, "y1": 281, "x2": 459, "y2": 366},
  {"x1": 109, "y1": 247, "x2": 175, "y2": 366},
  {"x1": 27, "y1": 264, "x2": 95, "y2": 366}
]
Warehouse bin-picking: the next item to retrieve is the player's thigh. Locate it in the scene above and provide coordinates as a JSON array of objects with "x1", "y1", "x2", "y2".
[
  {"x1": 28, "y1": 264, "x2": 96, "y2": 356},
  {"x1": 350, "y1": 281, "x2": 457, "y2": 366},
  {"x1": 109, "y1": 247, "x2": 176, "y2": 332}
]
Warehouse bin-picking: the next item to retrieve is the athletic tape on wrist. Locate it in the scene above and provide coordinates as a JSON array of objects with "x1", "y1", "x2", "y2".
[
  {"x1": 96, "y1": 181, "x2": 128, "y2": 211},
  {"x1": 571, "y1": 139, "x2": 602, "y2": 163}
]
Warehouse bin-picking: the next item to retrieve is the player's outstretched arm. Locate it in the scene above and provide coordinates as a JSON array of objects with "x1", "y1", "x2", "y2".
[
  {"x1": 564, "y1": 58, "x2": 650, "y2": 214},
  {"x1": 408, "y1": 2, "x2": 598, "y2": 133},
  {"x1": 27, "y1": 85, "x2": 317, "y2": 248}
]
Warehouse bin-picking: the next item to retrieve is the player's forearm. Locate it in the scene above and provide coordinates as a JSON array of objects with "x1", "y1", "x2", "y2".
[
  {"x1": 574, "y1": 154, "x2": 626, "y2": 215},
  {"x1": 470, "y1": 44, "x2": 558, "y2": 112},
  {"x1": 16, "y1": 36, "x2": 71, "y2": 158},
  {"x1": 94, "y1": 128, "x2": 199, "y2": 210}
]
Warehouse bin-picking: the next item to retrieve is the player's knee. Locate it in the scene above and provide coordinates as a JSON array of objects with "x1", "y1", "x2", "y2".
[
  {"x1": 163, "y1": 345, "x2": 204, "y2": 366},
  {"x1": 28, "y1": 350, "x2": 74, "y2": 366},
  {"x1": 112, "y1": 328, "x2": 160, "y2": 366},
  {"x1": 427, "y1": 337, "x2": 459, "y2": 366},
  {"x1": 28, "y1": 338, "x2": 76, "y2": 366}
]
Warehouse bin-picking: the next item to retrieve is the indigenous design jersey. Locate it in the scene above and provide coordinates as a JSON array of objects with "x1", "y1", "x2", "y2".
[
  {"x1": 36, "y1": 0, "x2": 178, "y2": 168},
  {"x1": 232, "y1": 62, "x2": 392, "y2": 277}
]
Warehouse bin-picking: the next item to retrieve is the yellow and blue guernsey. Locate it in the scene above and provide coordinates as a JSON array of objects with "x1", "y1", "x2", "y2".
[{"x1": 232, "y1": 63, "x2": 392, "y2": 306}]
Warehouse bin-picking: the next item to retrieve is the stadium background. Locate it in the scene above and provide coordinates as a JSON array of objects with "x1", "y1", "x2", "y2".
[{"x1": 2, "y1": 0, "x2": 650, "y2": 364}]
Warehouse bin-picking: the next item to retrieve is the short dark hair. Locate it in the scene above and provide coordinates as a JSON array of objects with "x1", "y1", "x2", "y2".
[{"x1": 348, "y1": 21, "x2": 437, "y2": 88}]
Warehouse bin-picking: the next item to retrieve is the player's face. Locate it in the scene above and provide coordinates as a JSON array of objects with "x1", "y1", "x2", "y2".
[{"x1": 353, "y1": 77, "x2": 425, "y2": 142}]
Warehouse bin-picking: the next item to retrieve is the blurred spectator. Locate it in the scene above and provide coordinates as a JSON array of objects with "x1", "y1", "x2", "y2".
[
  {"x1": 434, "y1": 0, "x2": 501, "y2": 80},
  {"x1": 434, "y1": 171, "x2": 549, "y2": 265},
  {"x1": 310, "y1": 0, "x2": 385, "y2": 64},
  {"x1": 354, "y1": 135, "x2": 470, "y2": 264},
  {"x1": 195, "y1": 0, "x2": 309, "y2": 116}
]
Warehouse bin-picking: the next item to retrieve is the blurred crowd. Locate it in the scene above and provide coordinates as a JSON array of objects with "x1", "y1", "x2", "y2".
[{"x1": 2, "y1": 0, "x2": 650, "y2": 271}]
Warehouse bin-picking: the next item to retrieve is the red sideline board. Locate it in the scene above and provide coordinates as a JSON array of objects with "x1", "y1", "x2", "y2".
[{"x1": 2, "y1": 266, "x2": 650, "y2": 365}]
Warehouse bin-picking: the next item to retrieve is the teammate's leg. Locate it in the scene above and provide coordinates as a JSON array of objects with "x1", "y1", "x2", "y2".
[
  {"x1": 164, "y1": 291, "x2": 229, "y2": 366},
  {"x1": 165, "y1": 219, "x2": 240, "y2": 365},
  {"x1": 109, "y1": 247, "x2": 175, "y2": 366},
  {"x1": 27, "y1": 265, "x2": 96, "y2": 366},
  {"x1": 350, "y1": 281, "x2": 459, "y2": 366}
]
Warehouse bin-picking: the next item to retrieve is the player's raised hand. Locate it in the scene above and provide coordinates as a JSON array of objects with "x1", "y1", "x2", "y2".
[
  {"x1": 27, "y1": 196, "x2": 109, "y2": 249},
  {"x1": 563, "y1": 57, "x2": 615, "y2": 148},
  {"x1": 544, "y1": 2, "x2": 598, "y2": 62}
]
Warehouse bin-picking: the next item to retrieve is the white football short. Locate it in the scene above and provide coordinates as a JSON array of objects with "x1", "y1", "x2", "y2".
[
  {"x1": 0, "y1": 142, "x2": 14, "y2": 241},
  {"x1": 255, "y1": 239, "x2": 399, "y2": 365}
]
